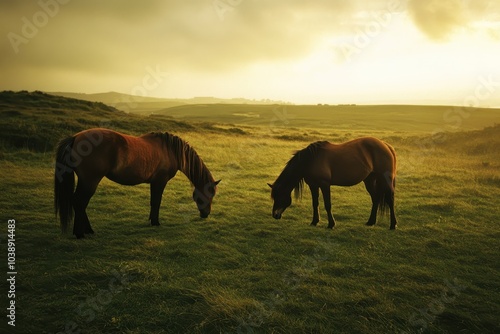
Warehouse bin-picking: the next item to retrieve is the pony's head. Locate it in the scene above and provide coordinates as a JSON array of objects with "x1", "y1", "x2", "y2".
[
  {"x1": 268, "y1": 183, "x2": 292, "y2": 219},
  {"x1": 268, "y1": 145, "x2": 310, "y2": 220},
  {"x1": 193, "y1": 180, "x2": 221, "y2": 218}
]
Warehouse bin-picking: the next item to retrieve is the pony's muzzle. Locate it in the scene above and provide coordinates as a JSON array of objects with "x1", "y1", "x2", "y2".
[{"x1": 272, "y1": 210, "x2": 283, "y2": 220}]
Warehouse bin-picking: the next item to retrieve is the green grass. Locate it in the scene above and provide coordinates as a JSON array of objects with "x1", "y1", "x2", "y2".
[
  {"x1": 0, "y1": 92, "x2": 499, "y2": 333},
  {"x1": 147, "y1": 103, "x2": 500, "y2": 134}
]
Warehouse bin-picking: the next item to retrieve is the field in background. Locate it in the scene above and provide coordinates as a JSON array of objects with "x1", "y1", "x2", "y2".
[
  {"x1": 146, "y1": 103, "x2": 500, "y2": 134},
  {"x1": 0, "y1": 92, "x2": 499, "y2": 333}
]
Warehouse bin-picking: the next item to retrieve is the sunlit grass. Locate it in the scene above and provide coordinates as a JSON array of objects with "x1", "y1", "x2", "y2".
[{"x1": 1, "y1": 121, "x2": 499, "y2": 333}]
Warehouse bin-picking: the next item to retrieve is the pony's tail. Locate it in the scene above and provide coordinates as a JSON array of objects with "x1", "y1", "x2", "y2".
[
  {"x1": 377, "y1": 172, "x2": 396, "y2": 217},
  {"x1": 378, "y1": 143, "x2": 397, "y2": 216},
  {"x1": 54, "y1": 136, "x2": 76, "y2": 233}
]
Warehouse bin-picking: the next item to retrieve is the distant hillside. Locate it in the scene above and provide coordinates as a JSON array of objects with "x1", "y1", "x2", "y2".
[
  {"x1": 0, "y1": 91, "x2": 199, "y2": 152},
  {"x1": 2, "y1": 90, "x2": 499, "y2": 154},
  {"x1": 50, "y1": 91, "x2": 171, "y2": 104},
  {"x1": 1, "y1": 90, "x2": 119, "y2": 113},
  {"x1": 49, "y1": 91, "x2": 291, "y2": 113},
  {"x1": 0, "y1": 91, "x2": 122, "y2": 151}
]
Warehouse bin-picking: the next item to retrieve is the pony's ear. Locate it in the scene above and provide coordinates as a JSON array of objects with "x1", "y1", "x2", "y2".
[
  {"x1": 267, "y1": 183, "x2": 273, "y2": 189},
  {"x1": 214, "y1": 179, "x2": 221, "y2": 186}
]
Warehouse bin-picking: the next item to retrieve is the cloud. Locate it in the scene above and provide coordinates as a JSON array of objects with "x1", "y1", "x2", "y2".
[
  {"x1": 407, "y1": 0, "x2": 466, "y2": 40},
  {"x1": 1, "y1": 0, "x2": 497, "y2": 97},
  {"x1": 407, "y1": 0, "x2": 500, "y2": 40},
  {"x1": 0, "y1": 0, "x2": 369, "y2": 76}
]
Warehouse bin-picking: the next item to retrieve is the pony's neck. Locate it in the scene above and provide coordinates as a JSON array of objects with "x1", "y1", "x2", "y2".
[
  {"x1": 162, "y1": 132, "x2": 214, "y2": 189},
  {"x1": 181, "y1": 159, "x2": 213, "y2": 190},
  {"x1": 273, "y1": 145, "x2": 319, "y2": 198},
  {"x1": 273, "y1": 164, "x2": 304, "y2": 197},
  {"x1": 177, "y1": 143, "x2": 214, "y2": 189}
]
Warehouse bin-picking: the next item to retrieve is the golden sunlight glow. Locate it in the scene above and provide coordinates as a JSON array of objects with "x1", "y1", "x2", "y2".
[{"x1": 0, "y1": 1, "x2": 499, "y2": 106}]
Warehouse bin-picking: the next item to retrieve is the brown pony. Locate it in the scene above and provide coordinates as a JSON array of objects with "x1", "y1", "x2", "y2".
[
  {"x1": 54, "y1": 128, "x2": 220, "y2": 238},
  {"x1": 268, "y1": 137, "x2": 397, "y2": 229}
]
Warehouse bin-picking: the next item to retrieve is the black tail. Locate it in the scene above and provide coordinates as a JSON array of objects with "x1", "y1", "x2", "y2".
[
  {"x1": 378, "y1": 185, "x2": 394, "y2": 216},
  {"x1": 378, "y1": 142, "x2": 397, "y2": 216},
  {"x1": 54, "y1": 136, "x2": 76, "y2": 233}
]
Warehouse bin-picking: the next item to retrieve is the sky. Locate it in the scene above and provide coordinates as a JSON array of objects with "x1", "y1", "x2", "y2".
[{"x1": 1, "y1": 0, "x2": 499, "y2": 106}]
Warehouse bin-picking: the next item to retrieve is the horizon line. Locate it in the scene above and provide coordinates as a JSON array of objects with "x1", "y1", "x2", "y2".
[{"x1": 1, "y1": 89, "x2": 499, "y2": 109}]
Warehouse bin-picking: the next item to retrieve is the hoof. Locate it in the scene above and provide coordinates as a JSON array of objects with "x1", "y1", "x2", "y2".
[
  {"x1": 310, "y1": 222, "x2": 319, "y2": 227},
  {"x1": 390, "y1": 225, "x2": 397, "y2": 230},
  {"x1": 366, "y1": 221, "x2": 375, "y2": 226}
]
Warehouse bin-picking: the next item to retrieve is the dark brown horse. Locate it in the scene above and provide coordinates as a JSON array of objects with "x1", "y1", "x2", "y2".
[
  {"x1": 54, "y1": 128, "x2": 220, "y2": 238},
  {"x1": 268, "y1": 137, "x2": 397, "y2": 229}
]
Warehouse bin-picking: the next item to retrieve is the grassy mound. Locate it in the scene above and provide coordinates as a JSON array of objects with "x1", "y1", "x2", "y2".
[{"x1": 0, "y1": 91, "x2": 200, "y2": 152}]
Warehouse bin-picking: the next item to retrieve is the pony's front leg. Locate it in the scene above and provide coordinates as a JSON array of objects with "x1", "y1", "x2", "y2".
[
  {"x1": 320, "y1": 186, "x2": 335, "y2": 229},
  {"x1": 149, "y1": 181, "x2": 167, "y2": 226},
  {"x1": 308, "y1": 184, "x2": 320, "y2": 226}
]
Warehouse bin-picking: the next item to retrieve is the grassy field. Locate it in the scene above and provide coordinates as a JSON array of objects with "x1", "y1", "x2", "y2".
[
  {"x1": 147, "y1": 103, "x2": 500, "y2": 133},
  {"x1": 1, "y1": 92, "x2": 499, "y2": 333}
]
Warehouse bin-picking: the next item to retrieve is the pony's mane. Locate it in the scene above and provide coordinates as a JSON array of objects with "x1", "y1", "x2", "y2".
[
  {"x1": 272, "y1": 141, "x2": 329, "y2": 199},
  {"x1": 153, "y1": 132, "x2": 214, "y2": 188}
]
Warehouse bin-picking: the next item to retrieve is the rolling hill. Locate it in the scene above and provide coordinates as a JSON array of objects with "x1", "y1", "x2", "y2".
[
  {"x1": 0, "y1": 91, "x2": 197, "y2": 151},
  {"x1": 48, "y1": 91, "x2": 291, "y2": 113},
  {"x1": 2, "y1": 90, "x2": 499, "y2": 152}
]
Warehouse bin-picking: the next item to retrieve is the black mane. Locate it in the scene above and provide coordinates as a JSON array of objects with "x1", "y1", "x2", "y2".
[
  {"x1": 153, "y1": 132, "x2": 214, "y2": 189},
  {"x1": 272, "y1": 141, "x2": 329, "y2": 199}
]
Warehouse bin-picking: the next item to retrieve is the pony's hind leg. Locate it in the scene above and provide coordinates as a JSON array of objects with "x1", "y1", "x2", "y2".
[
  {"x1": 363, "y1": 173, "x2": 379, "y2": 226},
  {"x1": 320, "y1": 185, "x2": 335, "y2": 229},
  {"x1": 379, "y1": 172, "x2": 397, "y2": 230},
  {"x1": 73, "y1": 179, "x2": 99, "y2": 238},
  {"x1": 376, "y1": 172, "x2": 398, "y2": 230}
]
